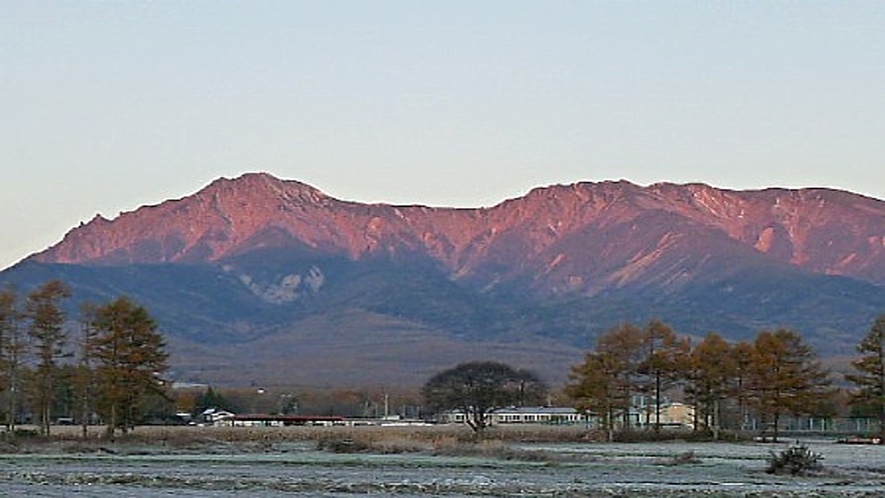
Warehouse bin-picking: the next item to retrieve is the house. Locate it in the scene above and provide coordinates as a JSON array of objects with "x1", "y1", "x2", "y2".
[
  {"x1": 200, "y1": 407, "x2": 235, "y2": 426},
  {"x1": 632, "y1": 400, "x2": 695, "y2": 430}
]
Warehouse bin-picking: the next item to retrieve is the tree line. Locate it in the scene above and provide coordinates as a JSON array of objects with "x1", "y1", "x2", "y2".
[
  {"x1": 565, "y1": 317, "x2": 885, "y2": 441},
  {"x1": 0, "y1": 280, "x2": 168, "y2": 438},
  {"x1": 422, "y1": 317, "x2": 883, "y2": 441},
  {"x1": 5, "y1": 280, "x2": 881, "y2": 443}
]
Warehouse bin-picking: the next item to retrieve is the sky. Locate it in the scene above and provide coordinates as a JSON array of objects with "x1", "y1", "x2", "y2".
[{"x1": 2, "y1": 1, "x2": 884, "y2": 270}]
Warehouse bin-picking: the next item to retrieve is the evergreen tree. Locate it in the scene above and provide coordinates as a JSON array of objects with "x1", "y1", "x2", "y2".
[
  {"x1": 845, "y1": 314, "x2": 885, "y2": 436},
  {"x1": 194, "y1": 386, "x2": 232, "y2": 416},
  {"x1": 24, "y1": 280, "x2": 71, "y2": 436},
  {"x1": 91, "y1": 296, "x2": 168, "y2": 438}
]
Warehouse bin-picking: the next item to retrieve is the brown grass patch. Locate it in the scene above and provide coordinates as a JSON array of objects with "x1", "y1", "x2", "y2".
[{"x1": 8, "y1": 423, "x2": 603, "y2": 457}]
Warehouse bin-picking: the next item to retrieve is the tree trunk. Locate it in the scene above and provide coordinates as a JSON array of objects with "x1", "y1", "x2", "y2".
[
  {"x1": 712, "y1": 399, "x2": 721, "y2": 441},
  {"x1": 39, "y1": 371, "x2": 52, "y2": 437},
  {"x1": 606, "y1": 402, "x2": 615, "y2": 442},
  {"x1": 80, "y1": 386, "x2": 89, "y2": 439},
  {"x1": 654, "y1": 372, "x2": 662, "y2": 433},
  {"x1": 6, "y1": 380, "x2": 15, "y2": 432},
  {"x1": 42, "y1": 401, "x2": 51, "y2": 437},
  {"x1": 106, "y1": 404, "x2": 117, "y2": 441},
  {"x1": 879, "y1": 365, "x2": 885, "y2": 437}
]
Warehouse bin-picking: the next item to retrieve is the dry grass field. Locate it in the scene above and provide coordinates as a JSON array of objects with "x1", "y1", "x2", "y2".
[
  {"x1": 8, "y1": 423, "x2": 603, "y2": 455},
  {"x1": 1, "y1": 424, "x2": 883, "y2": 497}
]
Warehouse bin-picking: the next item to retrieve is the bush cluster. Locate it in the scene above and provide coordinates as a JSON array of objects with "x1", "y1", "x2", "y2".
[{"x1": 765, "y1": 443, "x2": 824, "y2": 476}]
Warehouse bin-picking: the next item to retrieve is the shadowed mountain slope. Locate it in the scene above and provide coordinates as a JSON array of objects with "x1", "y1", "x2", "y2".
[{"x1": 5, "y1": 173, "x2": 885, "y2": 386}]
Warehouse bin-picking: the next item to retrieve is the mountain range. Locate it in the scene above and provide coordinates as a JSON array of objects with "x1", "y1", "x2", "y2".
[{"x1": 4, "y1": 172, "x2": 885, "y2": 387}]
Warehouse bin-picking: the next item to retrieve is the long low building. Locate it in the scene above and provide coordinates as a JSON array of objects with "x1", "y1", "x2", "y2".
[
  {"x1": 439, "y1": 403, "x2": 696, "y2": 429},
  {"x1": 440, "y1": 407, "x2": 591, "y2": 426},
  {"x1": 227, "y1": 414, "x2": 347, "y2": 427},
  {"x1": 200, "y1": 408, "x2": 429, "y2": 427},
  {"x1": 200, "y1": 408, "x2": 346, "y2": 427}
]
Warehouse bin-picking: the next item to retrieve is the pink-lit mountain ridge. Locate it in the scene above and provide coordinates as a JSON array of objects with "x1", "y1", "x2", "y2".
[
  {"x1": 7, "y1": 172, "x2": 885, "y2": 386},
  {"x1": 32, "y1": 172, "x2": 885, "y2": 290}
]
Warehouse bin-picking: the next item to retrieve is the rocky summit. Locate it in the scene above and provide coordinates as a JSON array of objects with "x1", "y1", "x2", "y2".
[{"x1": 5, "y1": 172, "x2": 885, "y2": 386}]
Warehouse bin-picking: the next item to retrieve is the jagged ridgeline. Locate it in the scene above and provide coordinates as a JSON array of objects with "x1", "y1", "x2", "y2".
[{"x1": 4, "y1": 173, "x2": 885, "y2": 386}]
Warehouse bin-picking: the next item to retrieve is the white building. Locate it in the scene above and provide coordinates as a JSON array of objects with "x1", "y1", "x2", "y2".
[
  {"x1": 440, "y1": 402, "x2": 695, "y2": 430},
  {"x1": 200, "y1": 408, "x2": 235, "y2": 426},
  {"x1": 441, "y1": 406, "x2": 592, "y2": 426}
]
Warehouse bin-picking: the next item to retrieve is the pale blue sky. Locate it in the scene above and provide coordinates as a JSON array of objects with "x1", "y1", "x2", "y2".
[{"x1": 2, "y1": 1, "x2": 884, "y2": 269}]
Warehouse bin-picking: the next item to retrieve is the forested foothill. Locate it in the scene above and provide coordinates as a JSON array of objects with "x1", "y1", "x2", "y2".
[{"x1": 1, "y1": 278, "x2": 883, "y2": 447}]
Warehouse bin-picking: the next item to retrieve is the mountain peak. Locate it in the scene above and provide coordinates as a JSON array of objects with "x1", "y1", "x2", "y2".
[
  {"x1": 201, "y1": 172, "x2": 328, "y2": 203},
  {"x1": 26, "y1": 176, "x2": 885, "y2": 291},
  {"x1": 11, "y1": 176, "x2": 885, "y2": 386}
]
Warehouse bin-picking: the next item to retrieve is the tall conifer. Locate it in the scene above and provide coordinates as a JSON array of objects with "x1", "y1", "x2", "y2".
[
  {"x1": 846, "y1": 314, "x2": 885, "y2": 436},
  {"x1": 24, "y1": 280, "x2": 71, "y2": 436},
  {"x1": 0, "y1": 287, "x2": 25, "y2": 431},
  {"x1": 92, "y1": 296, "x2": 168, "y2": 438},
  {"x1": 749, "y1": 329, "x2": 831, "y2": 442},
  {"x1": 686, "y1": 332, "x2": 734, "y2": 439}
]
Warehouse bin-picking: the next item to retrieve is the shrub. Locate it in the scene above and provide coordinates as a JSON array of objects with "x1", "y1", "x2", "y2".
[
  {"x1": 666, "y1": 450, "x2": 701, "y2": 466},
  {"x1": 316, "y1": 437, "x2": 370, "y2": 453},
  {"x1": 11, "y1": 429, "x2": 39, "y2": 439},
  {"x1": 765, "y1": 443, "x2": 824, "y2": 476}
]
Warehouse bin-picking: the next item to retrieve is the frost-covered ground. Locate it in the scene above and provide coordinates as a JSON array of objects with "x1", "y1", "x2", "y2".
[{"x1": 0, "y1": 438, "x2": 882, "y2": 497}]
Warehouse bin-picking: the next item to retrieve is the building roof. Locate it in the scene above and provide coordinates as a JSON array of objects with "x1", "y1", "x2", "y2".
[
  {"x1": 492, "y1": 406, "x2": 579, "y2": 414},
  {"x1": 231, "y1": 414, "x2": 345, "y2": 422}
]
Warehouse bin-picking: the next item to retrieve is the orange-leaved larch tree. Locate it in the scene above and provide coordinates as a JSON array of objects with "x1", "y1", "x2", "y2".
[
  {"x1": 566, "y1": 323, "x2": 645, "y2": 440},
  {"x1": 846, "y1": 314, "x2": 885, "y2": 437},
  {"x1": 637, "y1": 319, "x2": 690, "y2": 432},
  {"x1": 91, "y1": 296, "x2": 168, "y2": 438},
  {"x1": 685, "y1": 332, "x2": 735, "y2": 439},
  {"x1": 748, "y1": 328, "x2": 831, "y2": 442},
  {"x1": 24, "y1": 280, "x2": 71, "y2": 436},
  {"x1": 0, "y1": 286, "x2": 27, "y2": 432}
]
